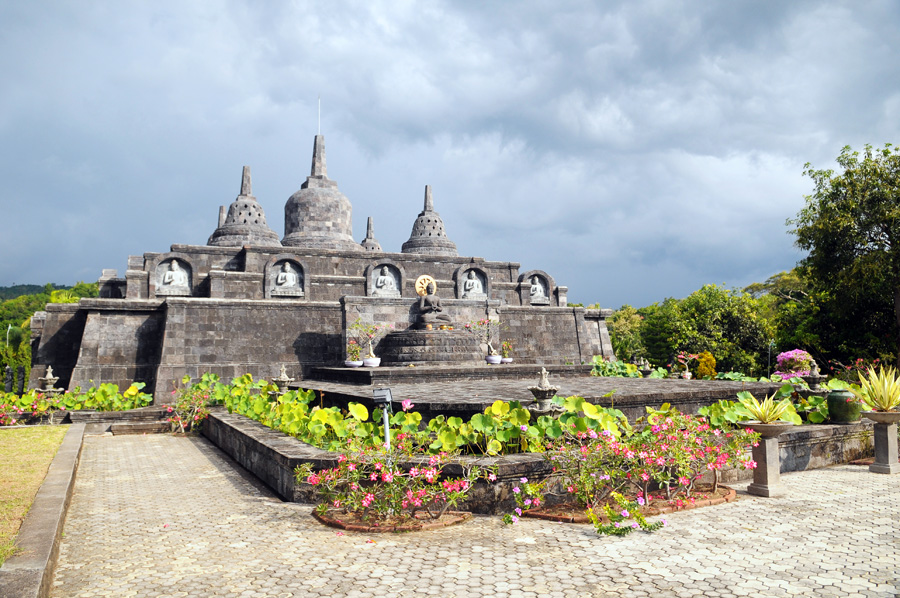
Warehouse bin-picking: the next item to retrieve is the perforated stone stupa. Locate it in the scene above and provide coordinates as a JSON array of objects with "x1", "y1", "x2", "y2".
[
  {"x1": 29, "y1": 133, "x2": 614, "y2": 402},
  {"x1": 207, "y1": 166, "x2": 281, "y2": 248},
  {"x1": 401, "y1": 185, "x2": 458, "y2": 256}
]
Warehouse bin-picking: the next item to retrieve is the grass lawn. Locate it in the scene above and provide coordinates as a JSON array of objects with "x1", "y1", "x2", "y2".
[{"x1": 0, "y1": 425, "x2": 69, "y2": 566}]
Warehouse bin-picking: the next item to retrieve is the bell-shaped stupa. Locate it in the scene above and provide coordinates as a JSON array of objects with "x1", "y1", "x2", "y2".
[
  {"x1": 282, "y1": 135, "x2": 360, "y2": 251},
  {"x1": 400, "y1": 185, "x2": 458, "y2": 256},
  {"x1": 207, "y1": 166, "x2": 281, "y2": 247},
  {"x1": 360, "y1": 217, "x2": 383, "y2": 252}
]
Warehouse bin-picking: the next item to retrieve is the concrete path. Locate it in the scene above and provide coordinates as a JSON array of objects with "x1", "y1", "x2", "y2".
[{"x1": 51, "y1": 435, "x2": 899, "y2": 598}]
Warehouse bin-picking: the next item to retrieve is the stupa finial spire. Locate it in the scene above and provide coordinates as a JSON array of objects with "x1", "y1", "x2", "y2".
[
  {"x1": 366, "y1": 216, "x2": 375, "y2": 236},
  {"x1": 310, "y1": 135, "x2": 327, "y2": 177},
  {"x1": 240, "y1": 165, "x2": 252, "y2": 196},
  {"x1": 424, "y1": 185, "x2": 434, "y2": 211}
]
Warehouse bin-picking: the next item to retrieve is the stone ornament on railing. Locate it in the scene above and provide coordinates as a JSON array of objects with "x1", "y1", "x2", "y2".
[{"x1": 528, "y1": 367, "x2": 562, "y2": 415}]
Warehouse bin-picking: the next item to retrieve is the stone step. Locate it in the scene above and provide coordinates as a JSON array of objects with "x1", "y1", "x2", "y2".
[
  {"x1": 110, "y1": 422, "x2": 170, "y2": 435},
  {"x1": 67, "y1": 406, "x2": 169, "y2": 425}
]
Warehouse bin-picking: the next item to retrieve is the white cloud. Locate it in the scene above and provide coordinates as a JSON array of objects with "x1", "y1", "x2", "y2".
[{"x1": 1, "y1": 0, "x2": 898, "y2": 307}]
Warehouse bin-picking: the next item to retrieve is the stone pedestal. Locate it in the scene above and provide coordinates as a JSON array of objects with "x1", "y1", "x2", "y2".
[
  {"x1": 870, "y1": 423, "x2": 900, "y2": 474},
  {"x1": 747, "y1": 437, "x2": 785, "y2": 497},
  {"x1": 379, "y1": 330, "x2": 482, "y2": 366}
]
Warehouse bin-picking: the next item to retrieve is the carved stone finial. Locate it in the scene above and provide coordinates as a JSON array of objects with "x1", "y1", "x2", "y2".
[
  {"x1": 240, "y1": 165, "x2": 252, "y2": 196},
  {"x1": 310, "y1": 134, "x2": 327, "y2": 177},
  {"x1": 424, "y1": 185, "x2": 434, "y2": 212},
  {"x1": 367, "y1": 216, "x2": 375, "y2": 236}
]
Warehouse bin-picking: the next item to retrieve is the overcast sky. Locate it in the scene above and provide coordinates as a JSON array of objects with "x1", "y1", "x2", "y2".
[{"x1": 2, "y1": 1, "x2": 898, "y2": 308}]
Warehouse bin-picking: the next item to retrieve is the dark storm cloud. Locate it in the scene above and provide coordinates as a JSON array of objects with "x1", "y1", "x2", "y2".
[{"x1": 1, "y1": 1, "x2": 898, "y2": 307}]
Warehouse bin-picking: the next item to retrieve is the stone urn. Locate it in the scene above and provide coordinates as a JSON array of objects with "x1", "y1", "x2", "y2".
[
  {"x1": 862, "y1": 410, "x2": 900, "y2": 425},
  {"x1": 736, "y1": 421, "x2": 794, "y2": 497},
  {"x1": 862, "y1": 411, "x2": 900, "y2": 474},
  {"x1": 737, "y1": 421, "x2": 794, "y2": 438},
  {"x1": 826, "y1": 389, "x2": 861, "y2": 424}
]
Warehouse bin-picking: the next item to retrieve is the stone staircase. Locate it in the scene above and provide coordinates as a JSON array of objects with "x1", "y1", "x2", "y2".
[{"x1": 66, "y1": 406, "x2": 170, "y2": 435}]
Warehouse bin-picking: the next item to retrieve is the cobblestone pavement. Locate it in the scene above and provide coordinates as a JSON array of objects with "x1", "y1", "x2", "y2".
[{"x1": 52, "y1": 435, "x2": 899, "y2": 598}]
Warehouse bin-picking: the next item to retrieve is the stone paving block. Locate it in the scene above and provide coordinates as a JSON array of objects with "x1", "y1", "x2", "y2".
[{"x1": 48, "y1": 435, "x2": 900, "y2": 598}]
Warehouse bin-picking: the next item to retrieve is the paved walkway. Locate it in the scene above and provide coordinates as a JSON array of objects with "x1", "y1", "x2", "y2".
[{"x1": 52, "y1": 435, "x2": 899, "y2": 598}]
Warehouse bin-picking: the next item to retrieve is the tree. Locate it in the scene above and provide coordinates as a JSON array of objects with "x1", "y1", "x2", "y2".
[
  {"x1": 606, "y1": 305, "x2": 645, "y2": 361},
  {"x1": 789, "y1": 144, "x2": 900, "y2": 365}
]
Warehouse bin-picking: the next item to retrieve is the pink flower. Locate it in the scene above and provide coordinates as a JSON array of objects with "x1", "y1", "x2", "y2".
[
  {"x1": 487, "y1": 473, "x2": 497, "y2": 482},
  {"x1": 336, "y1": 531, "x2": 344, "y2": 536},
  {"x1": 402, "y1": 400, "x2": 414, "y2": 411}
]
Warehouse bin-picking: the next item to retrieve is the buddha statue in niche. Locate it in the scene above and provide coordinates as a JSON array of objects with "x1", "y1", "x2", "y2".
[{"x1": 462, "y1": 270, "x2": 485, "y2": 299}]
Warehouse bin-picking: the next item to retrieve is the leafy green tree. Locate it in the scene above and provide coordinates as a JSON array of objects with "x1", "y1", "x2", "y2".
[
  {"x1": 638, "y1": 299, "x2": 681, "y2": 367},
  {"x1": 789, "y1": 144, "x2": 900, "y2": 365},
  {"x1": 606, "y1": 305, "x2": 645, "y2": 361}
]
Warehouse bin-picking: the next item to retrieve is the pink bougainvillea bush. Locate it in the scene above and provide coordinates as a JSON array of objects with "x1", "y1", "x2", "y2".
[{"x1": 773, "y1": 349, "x2": 814, "y2": 378}]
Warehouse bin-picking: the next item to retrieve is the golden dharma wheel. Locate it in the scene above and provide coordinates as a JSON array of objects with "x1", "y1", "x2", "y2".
[{"x1": 415, "y1": 275, "x2": 437, "y2": 297}]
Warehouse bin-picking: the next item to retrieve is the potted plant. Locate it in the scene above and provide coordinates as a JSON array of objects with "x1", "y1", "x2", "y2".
[
  {"x1": 734, "y1": 384, "x2": 802, "y2": 437},
  {"x1": 852, "y1": 366, "x2": 900, "y2": 474},
  {"x1": 500, "y1": 340, "x2": 513, "y2": 364},
  {"x1": 852, "y1": 365, "x2": 900, "y2": 422},
  {"x1": 733, "y1": 383, "x2": 801, "y2": 497},
  {"x1": 463, "y1": 318, "x2": 504, "y2": 364},
  {"x1": 676, "y1": 351, "x2": 698, "y2": 380},
  {"x1": 349, "y1": 318, "x2": 395, "y2": 368},
  {"x1": 344, "y1": 338, "x2": 363, "y2": 368}
]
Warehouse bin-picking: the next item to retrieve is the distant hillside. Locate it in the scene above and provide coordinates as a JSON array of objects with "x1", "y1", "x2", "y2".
[{"x1": 0, "y1": 284, "x2": 66, "y2": 301}]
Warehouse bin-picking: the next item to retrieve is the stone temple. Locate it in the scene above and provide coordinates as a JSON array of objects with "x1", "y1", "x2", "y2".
[{"x1": 29, "y1": 135, "x2": 614, "y2": 402}]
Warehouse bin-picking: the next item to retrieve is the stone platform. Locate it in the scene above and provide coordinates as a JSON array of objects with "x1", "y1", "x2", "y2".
[
  {"x1": 298, "y1": 370, "x2": 785, "y2": 421},
  {"x1": 378, "y1": 329, "x2": 482, "y2": 366},
  {"x1": 307, "y1": 363, "x2": 593, "y2": 385}
]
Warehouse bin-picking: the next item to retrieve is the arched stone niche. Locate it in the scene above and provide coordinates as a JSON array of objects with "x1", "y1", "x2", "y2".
[
  {"x1": 264, "y1": 255, "x2": 308, "y2": 299},
  {"x1": 453, "y1": 265, "x2": 490, "y2": 300},
  {"x1": 365, "y1": 262, "x2": 404, "y2": 298},
  {"x1": 518, "y1": 270, "x2": 555, "y2": 306},
  {"x1": 151, "y1": 253, "x2": 194, "y2": 298}
]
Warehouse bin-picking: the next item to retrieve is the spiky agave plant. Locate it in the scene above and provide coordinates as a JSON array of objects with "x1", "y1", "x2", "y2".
[
  {"x1": 735, "y1": 385, "x2": 802, "y2": 424},
  {"x1": 853, "y1": 366, "x2": 900, "y2": 412}
]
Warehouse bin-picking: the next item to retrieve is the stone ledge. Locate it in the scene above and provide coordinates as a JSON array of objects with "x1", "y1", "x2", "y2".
[
  {"x1": 202, "y1": 408, "x2": 552, "y2": 514},
  {"x1": 203, "y1": 408, "x2": 875, "y2": 515},
  {"x1": 0, "y1": 423, "x2": 85, "y2": 598}
]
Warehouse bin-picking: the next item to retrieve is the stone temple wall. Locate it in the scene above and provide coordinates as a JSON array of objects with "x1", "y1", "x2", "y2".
[
  {"x1": 68, "y1": 301, "x2": 166, "y2": 392},
  {"x1": 28, "y1": 135, "x2": 614, "y2": 402}
]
